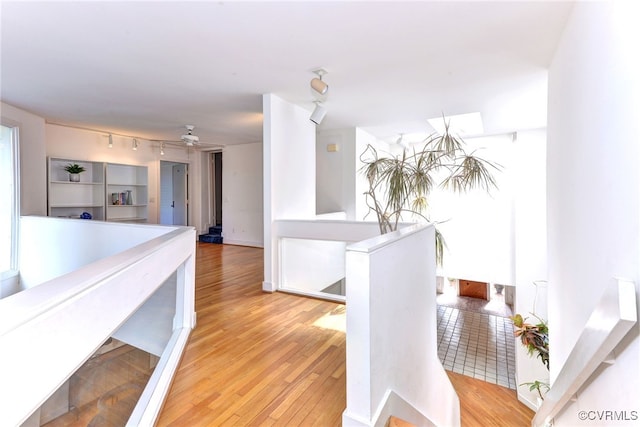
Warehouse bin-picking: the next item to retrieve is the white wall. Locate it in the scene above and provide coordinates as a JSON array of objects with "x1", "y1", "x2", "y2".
[
  {"x1": 262, "y1": 94, "x2": 316, "y2": 291},
  {"x1": 316, "y1": 127, "x2": 388, "y2": 222},
  {"x1": 355, "y1": 128, "x2": 388, "y2": 222},
  {"x1": 512, "y1": 128, "x2": 549, "y2": 409},
  {"x1": 429, "y1": 134, "x2": 515, "y2": 285},
  {"x1": 0, "y1": 102, "x2": 47, "y2": 216},
  {"x1": 317, "y1": 128, "x2": 356, "y2": 218},
  {"x1": 547, "y1": 1, "x2": 640, "y2": 423},
  {"x1": 222, "y1": 142, "x2": 263, "y2": 247},
  {"x1": 44, "y1": 124, "x2": 203, "y2": 230}
]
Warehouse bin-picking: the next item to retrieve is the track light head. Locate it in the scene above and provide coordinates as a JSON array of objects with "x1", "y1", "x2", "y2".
[
  {"x1": 310, "y1": 77, "x2": 328, "y2": 95},
  {"x1": 310, "y1": 68, "x2": 328, "y2": 96},
  {"x1": 310, "y1": 102, "x2": 327, "y2": 125}
]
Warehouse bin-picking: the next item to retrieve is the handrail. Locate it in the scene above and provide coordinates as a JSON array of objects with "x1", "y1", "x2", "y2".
[
  {"x1": 0, "y1": 227, "x2": 189, "y2": 335},
  {"x1": 0, "y1": 224, "x2": 196, "y2": 426},
  {"x1": 532, "y1": 279, "x2": 637, "y2": 427}
]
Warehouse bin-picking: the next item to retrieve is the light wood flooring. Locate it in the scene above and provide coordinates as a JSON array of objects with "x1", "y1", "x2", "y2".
[
  {"x1": 157, "y1": 242, "x2": 534, "y2": 427},
  {"x1": 44, "y1": 242, "x2": 534, "y2": 426},
  {"x1": 43, "y1": 343, "x2": 155, "y2": 427},
  {"x1": 156, "y1": 243, "x2": 346, "y2": 426}
]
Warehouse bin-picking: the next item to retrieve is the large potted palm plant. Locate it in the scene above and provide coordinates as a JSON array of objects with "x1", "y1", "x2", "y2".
[{"x1": 360, "y1": 118, "x2": 500, "y2": 264}]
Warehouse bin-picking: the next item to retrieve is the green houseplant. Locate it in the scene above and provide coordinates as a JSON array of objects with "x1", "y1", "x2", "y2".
[
  {"x1": 511, "y1": 312, "x2": 550, "y2": 400},
  {"x1": 360, "y1": 118, "x2": 500, "y2": 264},
  {"x1": 64, "y1": 163, "x2": 86, "y2": 182},
  {"x1": 511, "y1": 313, "x2": 549, "y2": 369}
]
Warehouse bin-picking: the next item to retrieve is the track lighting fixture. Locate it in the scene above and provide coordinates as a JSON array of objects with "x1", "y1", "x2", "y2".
[
  {"x1": 132, "y1": 138, "x2": 138, "y2": 151},
  {"x1": 310, "y1": 68, "x2": 328, "y2": 96},
  {"x1": 160, "y1": 142, "x2": 165, "y2": 156},
  {"x1": 310, "y1": 101, "x2": 327, "y2": 125},
  {"x1": 108, "y1": 134, "x2": 113, "y2": 148}
]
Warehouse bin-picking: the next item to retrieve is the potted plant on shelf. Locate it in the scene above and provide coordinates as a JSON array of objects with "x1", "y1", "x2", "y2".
[{"x1": 64, "y1": 163, "x2": 86, "y2": 182}]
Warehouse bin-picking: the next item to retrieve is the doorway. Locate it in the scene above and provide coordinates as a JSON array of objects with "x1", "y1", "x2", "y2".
[
  {"x1": 211, "y1": 152, "x2": 222, "y2": 227},
  {"x1": 160, "y1": 161, "x2": 188, "y2": 226}
]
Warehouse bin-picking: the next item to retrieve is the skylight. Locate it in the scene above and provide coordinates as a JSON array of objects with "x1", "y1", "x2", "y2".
[{"x1": 427, "y1": 112, "x2": 484, "y2": 136}]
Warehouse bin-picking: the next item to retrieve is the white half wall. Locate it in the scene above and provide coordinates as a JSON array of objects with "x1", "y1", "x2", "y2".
[
  {"x1": 263, "y1": 94, "x2": 316, "y2": 291},
  {"x1": 280, "y1": 238, "x2": 346, "y2": 293},
  {"x1": 343, "y1": 224, "x2": 459, "y2": 427},
  {"x1": 222, "y1": 142, "x2": 264, "y2": 247},
  {"x1": 547, "y1": 0, "x2": 640, "y2": 423},
  {"x1": 19, "y1": 216, "x2": 177, "y2": 289}
]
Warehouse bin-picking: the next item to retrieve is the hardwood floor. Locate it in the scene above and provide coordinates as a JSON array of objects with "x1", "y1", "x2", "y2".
[
  {"x1": 43, "y1": 343, "x2": 155, "y2": 427},
  {"x1": 38, "y1": 242, "x2": 533, "y2": 426},
  {"x1": 448, "y1": 371, "x2": 534, "y2": 426},
  {"x1": 156, "y1": 243, "x2": 346, "y2": 426},
  {"x1": 156, "y1": 242, "x2": 534, "y2": 427}
]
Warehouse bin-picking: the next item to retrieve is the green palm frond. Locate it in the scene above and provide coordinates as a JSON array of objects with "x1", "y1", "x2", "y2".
[
  {"x1": 359, "y1": 116, "x2": 500, "y2": 266},
  {"x1": 442, "y1": 153, "x2": 500, "y2": 193}
]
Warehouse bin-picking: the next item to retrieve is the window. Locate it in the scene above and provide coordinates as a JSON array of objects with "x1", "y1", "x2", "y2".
[{"x1": 0, "y1": 123, "x2": 19, "y2": 275}]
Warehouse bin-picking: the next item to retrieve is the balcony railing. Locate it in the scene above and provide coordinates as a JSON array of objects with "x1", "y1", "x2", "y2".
[{"x1": 0, "y1": 216, "x2": 196, "y2": 426}]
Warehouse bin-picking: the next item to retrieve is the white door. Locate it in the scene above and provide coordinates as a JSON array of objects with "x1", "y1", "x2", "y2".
[{"x1": 172, "y1": 164, "x2": 187, "y2": 226}]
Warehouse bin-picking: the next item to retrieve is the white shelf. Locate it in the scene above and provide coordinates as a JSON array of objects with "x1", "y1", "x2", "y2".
[
  {"x1": 50, "y1": 181, "x2": 103, "y2": 185},
  {"x1": 48, "y1": 158, "x2": 106, "y2": 221},
  {"x1": 47, "y1": 158, "x2": 149, "y2": 223},
  {"x1": 108, "y1": 217, "x2": 148, "y2": 223},
  {"x1": 106, "y1": 163, "x2": 148, "y2": 223},
  {"x1": 50, "y1": 204, "x2": 104, "y2": 208}
]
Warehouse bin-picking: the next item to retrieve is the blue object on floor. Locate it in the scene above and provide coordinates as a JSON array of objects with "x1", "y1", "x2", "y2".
[{"x1": 199, "y1": 225, "x2": 223, "y2": 244}]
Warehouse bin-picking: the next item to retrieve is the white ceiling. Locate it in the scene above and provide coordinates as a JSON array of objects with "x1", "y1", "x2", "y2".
[{"x1": 1, "y1": 1, "x2": 574, "y2": 147}]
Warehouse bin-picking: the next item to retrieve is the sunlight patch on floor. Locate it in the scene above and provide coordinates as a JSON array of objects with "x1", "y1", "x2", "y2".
[{"x1": 312, "y1": 306, "x2": 346, "y2": 333}]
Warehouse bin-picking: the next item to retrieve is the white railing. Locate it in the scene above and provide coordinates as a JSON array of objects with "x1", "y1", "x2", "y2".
[
  {"x1": 0, "y1": 217, "x2": 196, "y2": 426},
  {"x1": 342, "y1": 223, "x2": 460, "y2": 427},
  {"x1": 532, "y1": 279, "x2": 637, "y2": 427}
]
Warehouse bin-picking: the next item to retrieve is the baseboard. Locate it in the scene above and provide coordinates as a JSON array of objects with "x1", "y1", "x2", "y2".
[
  {"x1": 517, "y1": 390, "x2": 539, "y2": 412},
  {"x1": 223, "y1": 239, "x2": 264, "y2": 248},
  {"x1": 262, "y1": 281, "x2": 276, "y2": 293}
]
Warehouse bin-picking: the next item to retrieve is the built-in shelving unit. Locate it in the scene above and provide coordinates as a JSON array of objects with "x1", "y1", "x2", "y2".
[
  {"x1": 105, "y1": 162, "x2": 148, "y2": 223},
  {"x1": 48, "y1": 158, "x2": 105, "y2": 220},
  {"x1": 47, "y1": 158, "x2": 149, "y2": 223}
]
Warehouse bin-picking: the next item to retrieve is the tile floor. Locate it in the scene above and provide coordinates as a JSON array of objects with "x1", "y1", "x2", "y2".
[{"x1": 436, "y1": 284, "x2": 517, "y2": 389}]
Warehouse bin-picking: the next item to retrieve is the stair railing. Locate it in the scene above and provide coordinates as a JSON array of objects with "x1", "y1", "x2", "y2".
[{"x1": 531, "y1": 279, "x2": 637, "y2": 427}]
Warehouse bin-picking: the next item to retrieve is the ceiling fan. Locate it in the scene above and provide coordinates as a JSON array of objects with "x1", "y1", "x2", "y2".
[{"x1": 181, "y1": 125, "x2": 200, "y2": 146}]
